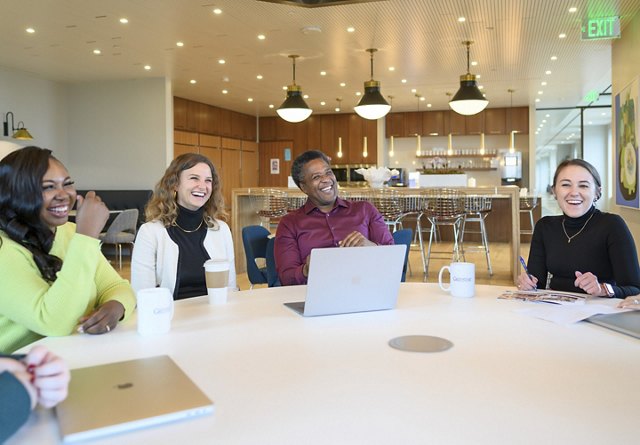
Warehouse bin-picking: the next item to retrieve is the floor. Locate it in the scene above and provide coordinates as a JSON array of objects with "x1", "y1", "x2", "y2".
[{"x1": 112, "y1": 239, "x2": 531, "y2": 290}]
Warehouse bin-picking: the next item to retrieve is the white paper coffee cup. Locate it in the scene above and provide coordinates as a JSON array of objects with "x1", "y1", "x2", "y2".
[
  {"x1": 204, "y1": 259, "x2": 230, "y2": 304},
  {"x1": 136, "y1": 288, "x2": 174, "y2": 335}
]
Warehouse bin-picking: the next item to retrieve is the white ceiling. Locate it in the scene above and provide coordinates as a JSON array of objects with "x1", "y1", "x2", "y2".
[{"x1": 1, "y1": 0, "x2": 638, "y2": 145}]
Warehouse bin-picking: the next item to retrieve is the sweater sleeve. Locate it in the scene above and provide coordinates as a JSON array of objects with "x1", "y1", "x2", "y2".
[
  {"x1": 527, "y1": 217, "x2": 549, "y2": 289},
  {"x1": 606, "y1": 215, "x2": 640, "y2": 298},
  {"x1": 131, "y1": 222, "x2": 160, "y2": 292},
  {"x1": 220, "y1": 223, "x2": 237, "y2": 291},
  {"x1": 0, "y1": 371, "x2": 32, "y2": 443}
]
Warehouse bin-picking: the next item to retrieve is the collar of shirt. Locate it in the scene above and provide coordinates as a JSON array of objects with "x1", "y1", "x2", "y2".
[{"x1": 303, "y1": 196, "x2": 349, "y2": 215}]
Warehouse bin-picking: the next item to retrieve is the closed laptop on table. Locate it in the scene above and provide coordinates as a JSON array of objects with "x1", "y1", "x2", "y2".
[
  {"x1": 56, "y1": 355, "x2": 213, "y2": 443},
  {"x1": 284, "y1": 244, "x2": 406, "y2": 317},
  {"x1": 586, "y1": 311, "x2": 640, "y2": 339}
]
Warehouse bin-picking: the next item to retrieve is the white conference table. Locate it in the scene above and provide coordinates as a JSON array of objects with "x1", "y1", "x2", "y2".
[{"x1": 10, "y1": 284, "x2": 639, "y2": 445}]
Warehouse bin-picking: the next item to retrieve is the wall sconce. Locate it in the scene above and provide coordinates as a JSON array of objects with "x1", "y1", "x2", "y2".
[{"x1": 3, "y1": 111, "x2": 34, "y2": 140}]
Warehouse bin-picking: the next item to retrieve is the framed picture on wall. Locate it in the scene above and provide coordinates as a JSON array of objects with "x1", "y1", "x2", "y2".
[
  {"x1": 615, "y1": 76, "x2": 639, "y2": 208},
  {"x1": 270, "y1": 158, "x2": 280, "y2": 175}
]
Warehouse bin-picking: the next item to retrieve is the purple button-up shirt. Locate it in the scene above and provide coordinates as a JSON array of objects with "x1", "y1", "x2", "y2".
[{"x1": 274, "y1": 197, "x2": 394, "y2": 285}]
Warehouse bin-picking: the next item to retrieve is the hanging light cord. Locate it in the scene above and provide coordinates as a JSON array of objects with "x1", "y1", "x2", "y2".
[{"x1": 465, "y1": 41, "x2": 471, "y2": 74}]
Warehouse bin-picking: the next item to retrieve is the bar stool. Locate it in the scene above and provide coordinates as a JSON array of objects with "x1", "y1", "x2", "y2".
[
  {"x1": 519, "y1": 196, "x2": 539, "y2": 235},
  {"x1": 285, "y1": 195, "x2": 306, "y2": 212},
  {"x1": 250, "y1": 188, "x2": 288, "y2": 230},
  {"x1": 340, "y1": 190, "x2": 370, "y2": 202},
  {"x1": 460, "y1": 196, "x2": 493, "y2": 276},
  {"x1": 370, "y1": 188, "x2": 404, "y2": 232},
  {"x1": 420, "y1": 189, "x2": 466, "y2": 278}
]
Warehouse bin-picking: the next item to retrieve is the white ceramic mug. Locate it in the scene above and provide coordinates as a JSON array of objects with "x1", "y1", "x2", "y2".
[
  {"x1": 204, "y1": 259, "x2": 230, "y2": 304},
  {"x1": 438, "y1": 262, "x2": 475, "y2": 298},
  {"x1": 136, "y1": 288, "x2": 174, "y2": 336}
]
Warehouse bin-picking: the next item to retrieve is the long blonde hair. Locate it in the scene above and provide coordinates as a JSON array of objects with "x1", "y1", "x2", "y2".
[{"x1": 145, "y1": 153, "x2": 227, "y2": 227}]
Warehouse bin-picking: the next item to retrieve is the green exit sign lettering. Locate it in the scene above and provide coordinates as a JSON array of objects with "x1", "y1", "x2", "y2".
[{"x1": 581, "y1": 16, "x2": 621, "y2": 40}]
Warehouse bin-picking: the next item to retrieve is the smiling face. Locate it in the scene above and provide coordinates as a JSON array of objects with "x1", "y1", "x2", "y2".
[
  {"x1": 40, "y1": 158, "x2": 77, "y2": 230},
  {"x1": 299, "y1": 158, "x2": 337, "y2": 211},
  {"x1": 553, "y1": 164, "x2": 601, "y2": 218},
  {"x1": 175, "y1": 162, "x2": 213, "y2": 211}
]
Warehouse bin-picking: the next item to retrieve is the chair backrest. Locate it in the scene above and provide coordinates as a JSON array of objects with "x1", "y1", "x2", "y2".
[
  {"x1": 241, "y1": 225, "x2": 270, "y2": 285},
  {"x1": 464, "y1": 196, "x2": 492, "y2": 213},
  {"x1": 519, "y1": 196, "x2": 539, "y2": 210},
  {"x1": 371, "y1": 188, "x2": 403, "y2": 221},
  {"x1": 106, "y1": 209, "x2": 139, "y2": 236},
  {"x1": 422, "y1": 188, "x2": 466, "y2": 219},
  {"x1": 251, "y1": 189, "x2": 288, "y2": 218},
  {"x1": 265, "y1": 237, "x2": 280, "y2": 287},
  {"x1": 392, "y1": 228, "x2": 412, "y2": 282}
]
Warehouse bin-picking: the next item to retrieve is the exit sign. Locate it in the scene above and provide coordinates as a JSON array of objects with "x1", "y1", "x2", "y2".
[{"x1": 582, "y1": 16, "x2": 621, "y2": 40}]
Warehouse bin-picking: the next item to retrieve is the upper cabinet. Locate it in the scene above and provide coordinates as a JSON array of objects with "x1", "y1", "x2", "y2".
[
  {"x1": 403, "y1": 112, "x2": 422, "y2": 137},
  {"x1": 385, "y1": 113, "x2": 404, "y2": 137},
  {"x1": 507, "y1": 107, "x2": 529, "y2": 134},
  {"x1": 422, "y1": 110, "x2": 445, "y2": 136},
  {"x1": 484, "y1": 108, "x2": 507, "y2": 135},
  {"x1": 446, "y1": 111, "x2": 466, "y2": 135},
  {"x1": 173, "y1": 97, "x2": 257, "y2": 141}
]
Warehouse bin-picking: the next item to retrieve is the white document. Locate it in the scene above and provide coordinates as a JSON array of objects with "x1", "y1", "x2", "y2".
[{"x1": 515, "y1": 303, "x2": 625, "y2": 325}]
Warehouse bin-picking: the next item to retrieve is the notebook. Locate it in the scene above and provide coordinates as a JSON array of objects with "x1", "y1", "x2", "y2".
[
  {"x1": 56, "y1": 355, "x2": 214, "y2": 443},
  {"x1": 586, "y1": 310, "x2": 640, "y2": 339},
  {"x1": 284, "y1": 244, "x2": 406, "y2": 317}
]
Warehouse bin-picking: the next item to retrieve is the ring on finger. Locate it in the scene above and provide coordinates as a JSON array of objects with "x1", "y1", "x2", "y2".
[
  {"x1": 106, "y1": 324, "x2": 111, "y2": 332},
  {"x1": 634, "y1": 299, "x2": 639, "y2": 305}
]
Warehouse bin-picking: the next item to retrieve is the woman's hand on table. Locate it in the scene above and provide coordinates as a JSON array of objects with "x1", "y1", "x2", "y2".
[
  {"x1": 574, "y1": 271, "x2": 606, "y2": 296},
  {"x1": 77, "y1": 300, "x2": 125, "y2": 334},
  {"x1": 516, "y1": 271, "x2": 538, "y2": 290},
  {"x1": 618, "y1": 295, "x2": 640, "y2": 310}
]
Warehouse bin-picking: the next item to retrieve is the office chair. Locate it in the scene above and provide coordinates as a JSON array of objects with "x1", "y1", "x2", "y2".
[
  {"x1": 241, "y1": 225, "x2": 270, "y2": 289},
  {"x1": 99, "y1": 208, "x2": 139, "y2": 269},
  {"x1": 392, "y1": 228, "x2": 413, "y2": 282}
]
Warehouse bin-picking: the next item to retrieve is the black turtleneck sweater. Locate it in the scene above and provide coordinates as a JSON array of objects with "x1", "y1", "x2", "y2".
[
  {"x1": 527, "y1": 206, "x2": 640, "y2": 298},
  {"x1": 167, "y1": 205, "x2": 210, "y2": 300}
]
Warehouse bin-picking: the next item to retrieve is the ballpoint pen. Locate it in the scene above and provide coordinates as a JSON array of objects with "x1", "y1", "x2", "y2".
[{"x1": 519, "y1": 256, "x2": 536, "y2": 284}]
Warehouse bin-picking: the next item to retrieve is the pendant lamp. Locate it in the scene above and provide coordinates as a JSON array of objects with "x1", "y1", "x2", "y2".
[
  {"x1": 354, "y1": 48, "x2": 391, "y2": 120},
  {"x1": 277, "y1": 55, "x2": 312, "y2": 123},
  {"x1": 449, "y1": 41, "x2": 488, "y2": 116}
]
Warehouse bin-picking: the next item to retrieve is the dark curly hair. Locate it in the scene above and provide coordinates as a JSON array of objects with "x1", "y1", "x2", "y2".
[
  {"x1": 290, "y1": 150, "x2": 331, "y2": 188},
  {"x1": 0, "y1": 146, "x2": 63, "y2": 282}
]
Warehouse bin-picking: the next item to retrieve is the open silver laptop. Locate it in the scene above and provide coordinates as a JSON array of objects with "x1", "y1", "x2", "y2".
[
  {"x1": 56, "y1": 355, "x2": 214, "y2": 443},
  {"x1": 284, "y1": 244, "x2": 406, "y2": 317},
  {"x1": 586, "y1": 311, "x2": 640, "y2": 339}
]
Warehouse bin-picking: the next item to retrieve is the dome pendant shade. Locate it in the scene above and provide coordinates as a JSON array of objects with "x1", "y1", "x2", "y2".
[
  {"x1": 277, "y1": 85, "x2": 312, "y2": 123},
  {"x1": 449, "y1": 41, "x2": 489, "y2": 116},
  {"x1": 12, "y1": 127, "x2": 34, "y2": 140},
  {"x1": 354, "y1": 80, "x2": 391, "y2": 120}
]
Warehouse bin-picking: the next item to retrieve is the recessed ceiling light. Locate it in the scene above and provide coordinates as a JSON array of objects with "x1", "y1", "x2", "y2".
[
  {"x1": 601, "y1": 112, "x2": 606, "y2": 116},
  {"x1": 93, "y1": 49, "x2": 101, "y2": 55},
  {"x1": 303, "y1": 94, "x2": 309, "y2": 99},
  {"x1": 569, "y1": 7, "x2": 577, "y2": 13},
  {"x1": 190, "y1": 79, "x2": 197, "y2": 84},
  {"x1": 347, "y1": 26, "x2": 355, "y2": 33},
  {"x1": 471, "y1": 61, "x2": 478, "y2": 66},
  {"x1": 538, "y1": 91, "x2": 543, "y2": 95},
  {"x1": 559, "y1": 33, "x2": 566, "y2": 38},
  {"x1": 257, "y1": 34, "x2": 266, "y2": 40},
  {"x1": 550, "y1": 55, "x2": 557, "y2": 60},
  {"x1": 427, "y1": 103, "x2": 432, "y2": 108},
  {"x1": 320, "y1": 101, "x2": 326, "y2": 106},
  {"x1": 420, "y1": 97, "x2": 425, "y2": 101},
  {"x1": 144, "y1": 65, "x2": 151, "y2": 70},
  {"x1": 411, "y1": 88, "x2": 417, "y2": 93},
  {"x1": 256, "y1": 74, "x2": 263, "y2": 80},
  {"x1": 588, "y1": 121, "x2": 593, "y2": 124},
  {"x1": 26, "y1": 27, "x2": 35, "y2": 33},
  {"x1": 401, "y1": 79, "x2": 407, "y2": 83},
  {"x1": 541, "y1": 81, "x2": 547, "y2": 86},
  {"x1": 119, "y1": 18, "x2": 128, "y2": 24},
  {"x1": 282, "y1": 86, "x2": 287, "y2": 90},
  {"x1": 355, "y1": 92, "x2": 361, "y2": 96},
  {"x1": 535, "y1": 98, "x2": 541, "y2": 102},
  {"x1": 269, "y1": 104, "x2": 274, "y2": 109},
  {"x1": 176, "y1": 41, "x2": 184, "y2": 47},
  {"x1": 542, "y1": 119, "x2": 547, "y2": 123},
  {"x1": 335, "y1": 107, "x2": 341, "y2": 112},
  {"x1": 476, "y1": 74, "x2": 481, "y2": 79},
  {"x1": 479, "y1": 85, "x2": 484, "y2": 90},
  {"x1": 545, "y1": 114, "x2": 550, "y2": 117},
  {"x1": 340, "y1": 82, "x2": 346, "y2": 87},
  {"x1": 213, "y1": 8, "x2": 222, "y2": 15},
  {"x1": 248, "y1": 98, "x2": 253, "y2": 102},
  {"x1": 458, "y1": 17, "x2": 466, "y2": 22},
  {"x1": 545, "y1": 70, "x2": 552, "y2": 75},
  {"x1": 320, "y1": 71, "x2": 326, "y2": 76},
  {"x1": 222, "y1": 89, "x2": 228, "y2": 94},
  {"x1": 218, "y1": 59, "x2": 225, "y2": 64},
  {"x1": 388, "y1": 66, "x2": 395, "y2": 71}
]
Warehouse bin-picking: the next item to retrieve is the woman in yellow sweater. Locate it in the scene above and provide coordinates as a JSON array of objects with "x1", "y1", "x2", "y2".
[{"x1": 0, "y1": 146, "x2": 136, "y2": 353}]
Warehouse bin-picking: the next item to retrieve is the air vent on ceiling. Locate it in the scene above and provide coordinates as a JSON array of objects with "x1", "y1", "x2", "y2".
[{"x1": 257, "y1": 0, "x2": 386, "y2": 8}]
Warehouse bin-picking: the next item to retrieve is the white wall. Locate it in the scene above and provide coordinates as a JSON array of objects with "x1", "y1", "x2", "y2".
[
  {"x1": 65, "y1": 78, "x2": 170, "y2": 190},
  {"x1": 0, "y1": 66, "x2": 68, "y2": 157}
]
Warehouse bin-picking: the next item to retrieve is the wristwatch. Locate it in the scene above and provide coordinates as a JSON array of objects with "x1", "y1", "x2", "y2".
[{"x1": 601, "y1": 282, "x2": 614, "y2": 298}]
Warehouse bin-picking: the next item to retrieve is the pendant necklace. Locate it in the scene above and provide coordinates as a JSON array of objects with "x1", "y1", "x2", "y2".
[
  {"x1": 172, "y1": 219, "x2": 204, "y2": 233},
  {"x1": 561, "y1": 212, "x2": 595, "y2": 243}
]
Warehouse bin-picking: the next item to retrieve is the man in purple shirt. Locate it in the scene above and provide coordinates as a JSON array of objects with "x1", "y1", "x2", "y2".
[{"x1": 274, "y1": 150, "x2": 394, "y2": 286}]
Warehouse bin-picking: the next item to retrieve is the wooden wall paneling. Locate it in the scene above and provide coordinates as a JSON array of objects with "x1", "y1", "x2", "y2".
[
  {"x1": 293, "y1": 119, "x2": 308, "y2": 157},
  {"x1": 208, "y1": 105, "x2": 221, "y2": 136},
  {"x1": 221, "y1": 137, "x2": 242, "y2": 150},
  {"x1": 244, "y1": 113, "x2": 257, "y2": 141},
  {"x1": 219, "y1": 109, "x2": 232, "y2": 137},
  {"x1": 174, "y1": 130, "x2": 198, "y2": 146},
  {"x1": 174, "y1": 97, "x2": 187, "y2": 130},
  {"x1": 241, "y1": 150, "x2": 259, "y2": 188},
  {"x1": 385, "y1": 113, "x2": 404, "y2": 137},
  {"x1": 306, "y1": 115, "x2": 322, "y2": 151},
  {"x1": 403, "y1": 112, "x2": 422, "y2": 136},
  {"x1": 348, "y1": 114, "x2": 365, "y2": 164},
  {"x1": 174, "y1": 143, "x2": 198, "y2": 159},
  {"x1": 484, "y1": 108, "x2": 507, "y2": 135},
  {"x1": 320, "y1": 114, "x2": 337, "y2": 160},
  {"x1": 362, "y1": 118, "x2": 377, "y2": 165},
  {"x1": 423, "y1": 110, "x2": 445, "y2": 136},
  {"x1": 465, "y1": 112, "x2": 484, "y2": 135},
  {"x1": 186, "y1": 100, "x2": 198, "y2": 132},
  {"x1": 197, "y1": 103, "x2": 212, "y2": 134},
  {"x1": 242, "y1": 140, "x2": 258, "y2": 152},
  {"x1": 199, "y1": 134, "x2": 221, "y2": 148},
  {"x1": 259, "y1": 116, "x2": 277, "y2": 141},
  {"x1": 228, "y1": 111, "x2": 241, "y2": 139},
  {"x1": 508, "y1": 106, "x2": 530, "y2": 134},
  {"x1": 446, "y1": 111, "x2": 466, "y2": 135},
  {"x1": 333, "y1": 113, "x2": 351, "y2": 164},
  {"x1": 220, "y1": 149, "x2": 242, "y2": 211},
  {"x1": 276, "y1": 119, "x2": 295, "y2": 141},
  {"x1": 258, "y1": 141, "x2": 293, "y2": 187},
  {"x1": 199, "y1": 146, "x2": 222, "y2": 170}
]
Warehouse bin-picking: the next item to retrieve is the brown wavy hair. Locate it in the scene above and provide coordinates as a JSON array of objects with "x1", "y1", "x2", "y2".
[{"x1": 145, "y1": 153, "x2": 227, "y2": 227}]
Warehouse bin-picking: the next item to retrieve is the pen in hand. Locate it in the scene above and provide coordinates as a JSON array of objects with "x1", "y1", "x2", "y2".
[{"x1": 519, "y1": 256, "x2": 537, "y2": 291}]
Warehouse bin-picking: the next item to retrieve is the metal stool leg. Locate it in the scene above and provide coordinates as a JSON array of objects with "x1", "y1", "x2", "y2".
[{"x1": 479, "y1": 215, "x2": 493, "y2": 275}]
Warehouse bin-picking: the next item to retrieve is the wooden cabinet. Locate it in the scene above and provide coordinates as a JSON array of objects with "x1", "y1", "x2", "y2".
[
  {"x1": 348, "y1": 114, "x2": 365, "y2": 164},
  {"x1": 306, "y1": 115, "x2": 322, "y2": 151},
  {"x1": 446, "y1": 111, "x2": 466, "y2": 135},
  {"x1": 219, "y1": 109, "x2": 232, "y2": 137},
  {"x1": 276, "y1": 119, "x2": 295, "y2": 142},
  {"x1": 403, "y1": 112, "x2": 422, "y2": 136},
  {"x1": 320, "y1": 115, "x2": 337, "y2": 159},
  {"x1": 385, "y1": 113, "x2": 404, "y2": 137},
  {"x1": 423, "y1": 110, "x2": 445, "y2": 136},
  {"x1": 259, "y1": 116, "x2": 277, "y2": 141},
  {"x1": 174, "y1": 130, "x2": 198, "y2": 146},
  {"x1": 200, "y1": 146, "x2": 222, "y2": 169},
  {"x1": 174, "y1": 97, "x2": 187, "y2": 130},
  {"x1": 220, "y1": 149, "x2": 242, "y2": 210},
  {"x1": 174, "y1": 144, "x2": 197, "y2": 158},
  {"x1": 484, "y1": 108, "x2": 507, "y2": 135},
  {"x1": 507, "y1": 106, "x2": 529, "y2": 134},
  {"x1": 186, "y1": 100, "x2": 198, "y2": 132},
  {"x1": 362, "y1": 118, "x2": 377, "y2": 165},
  {"x1": 221, "y1": 137, "x2": 241, "y2": 150},
  {"x1": 241, "y1": 150, "x2": 259, "y2": 188},
  {"x1": 199, "y1": 134, "x2": 221, "y2": 148},
  {"x1": 333, "y1": 114, "x2": 351, "y2": 163},
  {"x1": 465, "y1": 112, "x2": 484, "y2": 135}
]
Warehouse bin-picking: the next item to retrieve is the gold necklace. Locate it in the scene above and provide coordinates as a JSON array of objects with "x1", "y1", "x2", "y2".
[
  {"x1": 172, "y1": 219, "x2": 204, "y2": 233},
  {"x1": 561, "y1": 212, "x2": 595, "y2": 243}
]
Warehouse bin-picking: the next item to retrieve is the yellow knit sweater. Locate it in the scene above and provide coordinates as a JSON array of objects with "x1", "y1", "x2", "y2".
[{"x1": 0, "y1": 223, "x2": 136, "y2": 353}]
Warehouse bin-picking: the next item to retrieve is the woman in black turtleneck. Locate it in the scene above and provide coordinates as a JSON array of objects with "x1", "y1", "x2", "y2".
[
  {"x1": 517, "y1": 159, "x2": 640, "y2": 298},
  {"x1": 131, "y1": 153, "x2": 236, "y2": 299}
]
